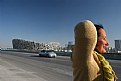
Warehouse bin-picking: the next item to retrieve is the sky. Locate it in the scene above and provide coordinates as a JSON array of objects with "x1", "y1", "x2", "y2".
[{"x1": 0, "y1": 0, "x2": 121, "y2": 48}]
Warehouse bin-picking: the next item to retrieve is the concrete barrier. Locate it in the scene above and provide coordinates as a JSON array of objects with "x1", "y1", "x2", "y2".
[
  {"x1": 103, "y1": 53, "x2": 121, "y2": 60},
  {"x1": 1, "y1": 50, "x2": 121, "y2": 60},
  {"x1": 56, "y1": 52, "x2": 121, "y2": 60}
]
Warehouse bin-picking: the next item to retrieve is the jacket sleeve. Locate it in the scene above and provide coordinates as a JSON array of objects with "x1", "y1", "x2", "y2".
[{"x1": 72, "y1": 20, "x2": 97, "y2": 81}]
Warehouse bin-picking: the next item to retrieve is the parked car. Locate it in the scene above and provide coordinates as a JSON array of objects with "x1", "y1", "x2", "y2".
[{"x1": 39, "y1": 50, "x2": 57, "y2": 58}]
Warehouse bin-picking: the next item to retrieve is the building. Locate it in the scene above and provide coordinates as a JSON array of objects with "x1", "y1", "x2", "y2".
[
  {"x1": 64, "y1": 42, "x2": 74, "y2": 52},
  {"x1": 115, "y1": 40, "x2": 121, "y2": 51},
  {"x1": 12, "y1": 39, "x2": 62, "y2": 51}
]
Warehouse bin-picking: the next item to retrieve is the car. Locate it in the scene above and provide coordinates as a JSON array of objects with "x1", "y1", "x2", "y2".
[{"x1": 39, "y1": 50, "x2": 57, "y2": 58}]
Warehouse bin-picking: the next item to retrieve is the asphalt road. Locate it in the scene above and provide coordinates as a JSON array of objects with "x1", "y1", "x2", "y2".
[
  {"x1": 108, "y1": 60, "x2": 121, "y2": 81},
  {"x1": 0, "y1": 51, "x2": 121, "y2": 81},
  {"x1": 0, "y1": 51, "x2": 73, "y2": 81}
]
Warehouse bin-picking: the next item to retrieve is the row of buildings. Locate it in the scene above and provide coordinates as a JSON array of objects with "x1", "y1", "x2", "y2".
[
  {"x1": 12, "y1": 39, "x2": 73, "y2": 52},
  {"x1": 106, "y1": 40, "x2": 121, "y2": 53},
  {"x1": 12, "y1": 39, "x2": 121, "y2": 53}
]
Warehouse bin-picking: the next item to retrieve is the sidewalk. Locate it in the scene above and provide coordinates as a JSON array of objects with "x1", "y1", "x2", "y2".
[{"x1": 0, "y1": 56, "x2": 46, "y2": 81}]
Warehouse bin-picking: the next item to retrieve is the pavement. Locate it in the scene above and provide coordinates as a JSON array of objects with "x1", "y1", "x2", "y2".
[
  {"x1": 0, "y1": 55, "x2": 47, "y2": 81},
  {"x1": 0, "y1": 52, "x2": 120, "y2": 81}
]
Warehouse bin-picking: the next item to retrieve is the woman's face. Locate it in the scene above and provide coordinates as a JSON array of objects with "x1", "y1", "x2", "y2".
[{"x1": 95, "y1": 28, "x2": 109, "y2": 54}]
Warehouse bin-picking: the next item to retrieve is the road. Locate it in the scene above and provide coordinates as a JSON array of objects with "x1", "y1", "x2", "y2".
[
  {"x1": 0, "y1": 51, "x2": 73, "y2": 81},
  {"x1": 0, "y1": 51, "x2": 121, "y2": 81},
  {"x1": 108, "y1": 60, "x2": 121, "y2": 81}
]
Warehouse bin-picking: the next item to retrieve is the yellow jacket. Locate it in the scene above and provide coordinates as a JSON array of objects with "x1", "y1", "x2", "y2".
[{"x1": 72, "y1": 20, "x2": 115, "y2": 81}]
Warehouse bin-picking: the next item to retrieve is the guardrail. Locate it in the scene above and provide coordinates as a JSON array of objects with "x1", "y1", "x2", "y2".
[
  {"x1": 1, "y1": 49, "x2": 121, "y2": 60},
  {"x1": 103, "y1": 53, "x2": 121, "y2": 60}
]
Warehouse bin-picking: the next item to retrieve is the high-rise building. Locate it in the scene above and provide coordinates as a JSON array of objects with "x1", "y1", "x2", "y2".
[{"x1": 115, "y1": 40, "x2": 121, "y2": 51}]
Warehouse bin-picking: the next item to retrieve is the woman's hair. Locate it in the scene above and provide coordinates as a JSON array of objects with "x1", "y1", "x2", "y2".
[{"x1": 94, "y1": 24, "x2": 104, "y2": 37}]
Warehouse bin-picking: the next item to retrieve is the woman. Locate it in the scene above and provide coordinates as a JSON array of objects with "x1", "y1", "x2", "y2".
[
  {"x1": 94, "y1": 24, "x2": 109, "y2": 54},
  {"x1": 72, "y1": 20, "x2": 117, "y2": 81}
]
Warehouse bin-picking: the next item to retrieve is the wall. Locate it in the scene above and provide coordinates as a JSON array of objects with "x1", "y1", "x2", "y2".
[{"x1": 103, "y1": 53, "x2": 121, "y2": 60}]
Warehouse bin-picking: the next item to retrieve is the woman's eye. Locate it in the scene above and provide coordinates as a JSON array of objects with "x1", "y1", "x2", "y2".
[{"x1": 104, "y1": 38, "x2": 107, "y2": 41}]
